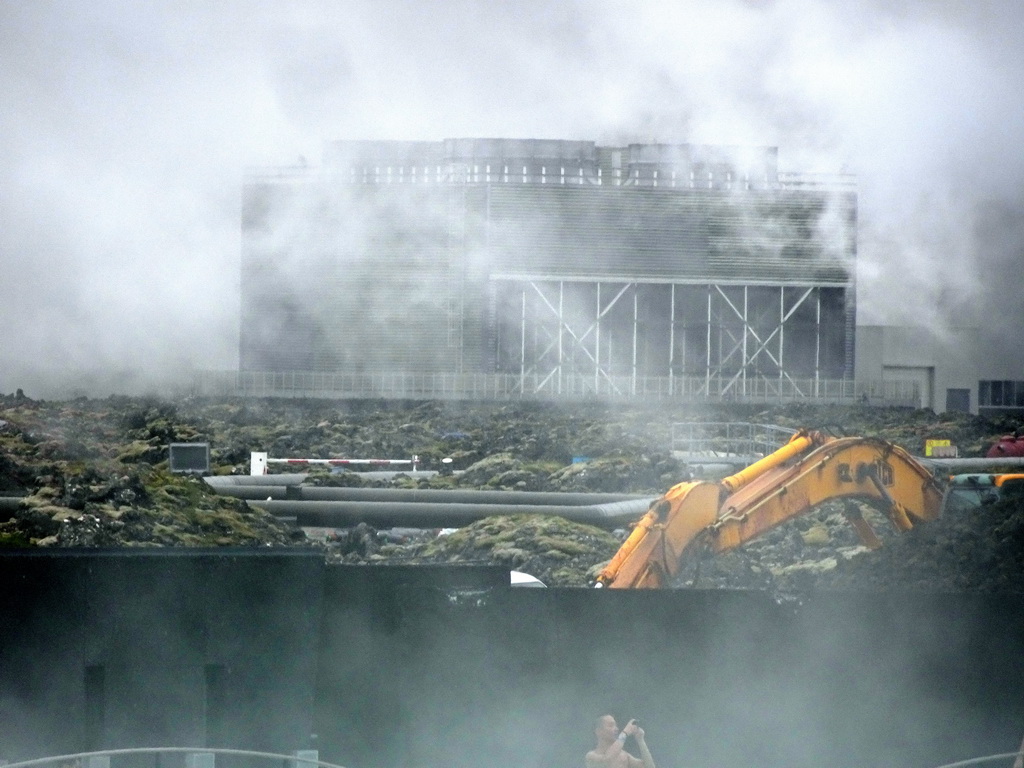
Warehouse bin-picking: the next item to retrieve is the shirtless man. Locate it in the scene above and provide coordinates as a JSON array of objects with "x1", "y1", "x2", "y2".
[{"x1": 585, "y1": 715, "x2": 656, "y2": 768}]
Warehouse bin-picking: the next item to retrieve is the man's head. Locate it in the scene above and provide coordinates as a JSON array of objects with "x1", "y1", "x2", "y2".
[{"x1": 595, "y1": 714, "x2": 619, "y2": 744}]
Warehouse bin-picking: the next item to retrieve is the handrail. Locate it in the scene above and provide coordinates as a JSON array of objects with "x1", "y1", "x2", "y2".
[
  {"x1": 3, "y1": 748, "x2": 346, "y2": 768},
  {"x1": 190, "y1": 371, "x2": 921, "y2": 407},
  {"x1": 929, "y1": 752, "x2": 1024, "y2": 768}
]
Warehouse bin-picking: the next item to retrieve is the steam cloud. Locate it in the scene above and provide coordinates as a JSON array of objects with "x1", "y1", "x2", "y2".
[{"x1": 2, "y1": 0, "x2": 1022, "y2": 396}]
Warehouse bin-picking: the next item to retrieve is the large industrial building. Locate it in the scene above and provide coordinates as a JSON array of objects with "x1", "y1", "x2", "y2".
[{"x1": 239, "y1": 138, "x2": 864, "y2": 402}]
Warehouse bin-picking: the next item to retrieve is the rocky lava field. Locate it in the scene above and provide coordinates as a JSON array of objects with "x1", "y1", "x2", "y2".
[{"x1": 1, "y1": 391, "x2": 1022, "y2": 593}]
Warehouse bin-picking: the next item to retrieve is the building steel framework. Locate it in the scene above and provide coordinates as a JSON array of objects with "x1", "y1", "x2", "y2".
[
  {"x1": 493, "y1": 278, "x2": 850, "y2": 398},
  {"x1": 242, "y1": 140, "x2": 858, "y2": 404}
]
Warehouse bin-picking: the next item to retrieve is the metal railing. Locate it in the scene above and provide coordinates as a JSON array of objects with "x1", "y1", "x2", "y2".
[
  {"x1": 191, "y1": 371, "x2": 920, "y2": 407},
  {"x1": 7, "y1": 745, "x2": 1018, "y2": 768},
  {"x1": 2, "y1": 749, "x2": 341, "y2": 768},
  {"x1": 929, "y1": 753, "x2": 1024, "y2": 768},
  {"x1": 777, "y1": 171, "x2": 858, "y2": 191},
  {"x1": 671, "y1": 422, "x2": 798, "y2": 459}
]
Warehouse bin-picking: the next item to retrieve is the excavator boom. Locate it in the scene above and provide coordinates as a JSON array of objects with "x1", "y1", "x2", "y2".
[{"x1": 596, "y1": 431, "x2": 946, "y2": 589}]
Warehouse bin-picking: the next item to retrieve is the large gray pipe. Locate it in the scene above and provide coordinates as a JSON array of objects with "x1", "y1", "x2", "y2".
[
  {"x1": 205, "y1": 480, "x2": 649, "y2": 506},
  {"x1": 247, "y1": 498, "x2": 655, "y2": 530},
  {"x1": 922, "y1": 457, "x2": 1024, "y2": 472},
  {"x1": 205, "y1": 476, "x2": 656, "y2": 529},
  {"x1": 206, "y1": 474, "x2": 309, "y2": 486}
]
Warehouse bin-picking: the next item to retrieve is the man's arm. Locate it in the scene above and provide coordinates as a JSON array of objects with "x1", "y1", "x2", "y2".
[{"x1": 630, "y1": 726, "x2": 656, "y2": 768}]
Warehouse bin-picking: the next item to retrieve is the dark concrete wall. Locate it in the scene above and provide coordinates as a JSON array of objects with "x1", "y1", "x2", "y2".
[
  {"x1": 316, "y1": 582, "x2": 1024, "y2": 768},
  {"x1": 0, "y1": 550, "x2": 324, "y2": 763},
  {"x1": 3, "y1": 554, "x2": 1022, "y2": 768}
]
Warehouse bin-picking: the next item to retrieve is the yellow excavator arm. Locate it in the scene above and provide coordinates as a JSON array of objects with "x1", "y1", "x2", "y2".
[{"x1": 595, "y1": 430, "x2": 946, "y2": 589}]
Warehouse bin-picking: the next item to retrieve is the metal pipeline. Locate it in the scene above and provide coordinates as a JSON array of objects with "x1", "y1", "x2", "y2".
[
  {"x1": 246, "y1": 498, "x2": 655, "y2": 530},
  {"x1": 205, "y1": 474, "x2": 309, "y2": 486},
  {"x1": 205, "y1": 476, "x2": 656, "y2": 529},
  {"x1": 207, "y1": 470, "x2": 441, "y2": 484},
  {"x1": 205, "y1": 479, "x2": 648, "y2": 506},
  {"x1": 921, "y1": 457, "x2": 1024, "y2": 472},
  {"x1": 202, "y1": 449, "x2": 1024, "y2": 533}
]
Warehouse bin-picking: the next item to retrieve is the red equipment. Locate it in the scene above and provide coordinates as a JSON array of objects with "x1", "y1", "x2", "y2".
[{"x1": 986, "y1": 433, "x2": 1024, "y2": 458}]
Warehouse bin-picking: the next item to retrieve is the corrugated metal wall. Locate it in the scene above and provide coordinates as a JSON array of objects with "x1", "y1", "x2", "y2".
[{"x1": 484, "y1": 185, "x2": 853, "y2": 284}]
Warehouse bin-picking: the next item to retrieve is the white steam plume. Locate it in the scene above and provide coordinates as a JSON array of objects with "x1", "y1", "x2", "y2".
[{"x1": 2, "y1": 0, "x2": 1022, "y2": 396}]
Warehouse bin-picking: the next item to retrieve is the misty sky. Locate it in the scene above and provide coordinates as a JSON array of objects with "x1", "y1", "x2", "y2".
[{"x1": 2, "y1": 0, "x2": 1022, "y2": 395}]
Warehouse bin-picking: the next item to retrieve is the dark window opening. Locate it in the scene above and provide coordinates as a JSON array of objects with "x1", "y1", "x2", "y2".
[{"x1": 979, "y1": 380, "x2": 1024, "y2": 408}]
